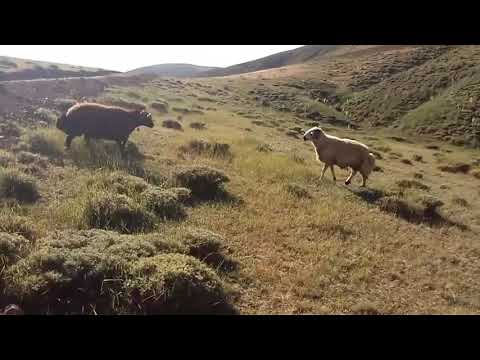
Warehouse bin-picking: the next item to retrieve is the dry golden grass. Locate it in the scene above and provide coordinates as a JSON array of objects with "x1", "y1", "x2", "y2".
[{"x1": 2, "y1": 77, "x2": 480, "y2": 314}]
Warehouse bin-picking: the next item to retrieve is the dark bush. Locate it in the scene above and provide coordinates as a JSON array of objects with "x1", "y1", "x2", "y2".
[
  {"x1": 400, "y1": 158, "x2": 413, "y2": 165},
  {"x1": 438, "y1": 163, "x2": 471, "y2": 174},
  {"x1": 178, "y1": 140, "x2": 232, "y2": 160},
  {"x1": 162, "y1": 120, "x2": 183, "y2": 131},
  {"x1": 171, "y1": 166, "x2": 229, "y2": 200},
  {"x1": 396, "y1": 179, "x2": 430, "y2": 191},
  {"x1": 189, "y1": 122, "x2": 206, "y2": 130},
  {"x1": 285, "y1": 183, "x2": 311, "y2": 199}
]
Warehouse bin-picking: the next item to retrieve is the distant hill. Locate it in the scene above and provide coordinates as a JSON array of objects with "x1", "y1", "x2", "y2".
[
  {"x1": 126, "y1": 63, "x2": 221, "y2": 78},
  {"x1": 199, "y1": 45, "x2": 343, "y2": 77},
  {"x1": 0, "y1": 56, "x2": 118, "y2": 81}
]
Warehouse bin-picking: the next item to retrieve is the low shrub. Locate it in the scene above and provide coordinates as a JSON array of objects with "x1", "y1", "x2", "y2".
[
  {"x1": 171, "y1": 166, "x2": 229, "y2": 200},
  {"x1": 84, "y1": 192, "x2": 154, "y2": 234},
  {"x1": 0, "y1": 169, "x2": 40, "y2": 203}
]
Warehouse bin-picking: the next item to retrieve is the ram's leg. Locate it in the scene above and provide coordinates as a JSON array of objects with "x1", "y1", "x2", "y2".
[
  {"x1": 320, "y1": 163, "x2": 328, "y2": 180},
  {"x1": 117, "y1": 139, "x2": 127, "y2": 158},
  {"x1": 360, "y1": 173, "x2": 367, "y2": 187},
  {"x1": 65, "y1": 135, "x2": 74, "y2": 149},
  {"x1": 330, "y1": 165, "x2": 336, "y2": 181},
  {"x1": 345, "y1": 169, "x2": 357, "y2": 185}
]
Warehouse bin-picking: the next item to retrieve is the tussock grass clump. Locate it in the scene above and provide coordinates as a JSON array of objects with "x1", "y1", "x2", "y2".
[
  {"x1": 167, "y1": 187, "x2": 192, "y2": 205},
  {"x1": 425, "y1": 144, "x2": 440, "y2": 150},
  {"x1": 189, "y1": 122, "x2": 206, "y2": 130},
  {"x1": 285, "y1": 183, "x2": 311, "y2": 199},
  {"x1": 173, "y1": 228, "x2": 236, "y2": 271},
  {"x1": 3, "y1": 229, "x2": 234, "y2": 314},
  {"x1": 452, "y1": 197, "x2": 469, "y2": 207},
  {"x1": 400, "y1": 158, "x2": 413, "y2": 165},
  {"x1": 141, "y1": 187, "x2": 186, "y2": 221},
  {"x1": 371, "y1": 151, "x2": 383, "y2": 160},
  {"x1": 378, "y1": 196, "x2": 425, "y2": 223},
  {"x1": 150, "y1": 101, "x2": 169, "y2": 113},
  {"x1": 375, "y1": 145, "x2": 391, "y2": 153},
  {"x1": 128, "y1": 254, "x2": 233, "y2": 314},
  {"x1": 0, "y1": 232, "x2": 30, "y2": 268},
  {"x1": 291, "y1": 153, "x2": 305, "y2": 164},
  {"x1": 412, "y1": 154, "x2": 423, "y2": 162},
  {"x1": 162, "y1": 120, "x2": 182, "y2": 131},
  {"x1": 0, "y1": 121, "x2": 21, "y2": 138},
  {"x1": 102, "y1": 98, "x2": 146, "y2": 111},
  {"x1": 16, "y1": 151, "x2": 49, "y2": 168},
  {"x1": 0, "y1": 169, "x2": 40, "y2": 203},
  {"x1": 53, "y1": 98, "x2": 77, "y2": 112},
  {"x1": 285, "y1": 131, "x2": 299, "y2": 138},
  {"x1": 0, "y1": 150, "x2": 16, "y2": 167},
  {"x1": 473, "y1": 170, "x2": 480, "y2": 179},
  {"x1": 87, "y1": 171, "x2": 149, "y2": 198},
  {"x1": 178, "y1": 140, "x2": 232, "y2": 160},
  {"x1": 351, "y1": 302, "x2": 381, "y2": 315},
  {"x1": 255, "y1": 143, "x2": 273, "y2": 153},
  {"x1": 413, "y1": 172, "x2": 423, "y2": 179},
  {"x1": 84, "y1": 192, "x2": 154, "y2": 234},
  {"x1": 438, "y1": 163, "x2": 471, "y2": 174},
  {"x1": 0, "y1": 214, "x2": 38, "y2": 241},
  {"x1": 34, "y1": 108, "x2": 57, "y2": 125},
  {"x1": 23, "y1": 129, "x2": 64, "y2": 158},
  {"x1": 396, "y1": 179, "x2": 430, "y2": 191},
  {"x1": 69, "y1": 141, "x2": 145, "y2": 175},
  {"x1": 377, "y1": 195, "x2": 461, "y2": 229},
  {"x1": 171, "y1": 166, "x2": 229, "y2": 200}
]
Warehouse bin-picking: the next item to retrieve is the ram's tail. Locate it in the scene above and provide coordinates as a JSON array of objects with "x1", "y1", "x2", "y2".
[
  {"x1": 362, "y1": 152, "x2": 376, "y2": 177},
  {"x1": 56, "y1": 113, "x2": 67, "y2": 131}
]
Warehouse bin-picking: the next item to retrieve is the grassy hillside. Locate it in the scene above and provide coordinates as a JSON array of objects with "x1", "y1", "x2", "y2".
[
  {"x1": 0, "y1": 56, "x2": 117, "y2": 81},
  {"x1": 126, "y1": 63, "x2": 221, "y2": 78},
  {"x1": 202, "y1": 45, "x2": 480, "y2": 148},
  {"x1": 1, "y1": 71, "x2": 480, "y2": 314},
  {"x1": 201, "y1": 45, "x2": 343, "y2": 77}
]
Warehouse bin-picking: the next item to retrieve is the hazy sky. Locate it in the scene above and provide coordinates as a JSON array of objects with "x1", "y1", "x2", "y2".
[{"x1": 0, "y1": 45, "x2": 303, "y2": 72}]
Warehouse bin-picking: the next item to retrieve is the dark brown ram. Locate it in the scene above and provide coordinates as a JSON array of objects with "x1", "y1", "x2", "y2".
[{"x1": 56, "y1": 102, "x2": 154, "y2": 154}]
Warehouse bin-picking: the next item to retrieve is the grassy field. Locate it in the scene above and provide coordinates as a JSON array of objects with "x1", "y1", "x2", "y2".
[{"x1": 1, "y1": 71, "x2": 480, "y2": 314}]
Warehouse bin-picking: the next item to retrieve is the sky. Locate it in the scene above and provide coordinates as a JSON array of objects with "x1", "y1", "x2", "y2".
[{"x1": 0, "y1": 45, "x2": 303, "y2": 72}]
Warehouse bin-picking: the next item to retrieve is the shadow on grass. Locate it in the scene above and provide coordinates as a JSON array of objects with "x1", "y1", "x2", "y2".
[{"x1": 348, "y1": 187, "x2": 468, "y2": 231}]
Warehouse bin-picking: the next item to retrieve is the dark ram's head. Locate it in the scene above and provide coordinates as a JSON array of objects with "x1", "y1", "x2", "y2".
[
  {"x1": 136, "y1": 110, "x2": 154, "y2": 128},
  {"x1": 303, "y1": 127, "x2": 325, "y2": 141}
]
